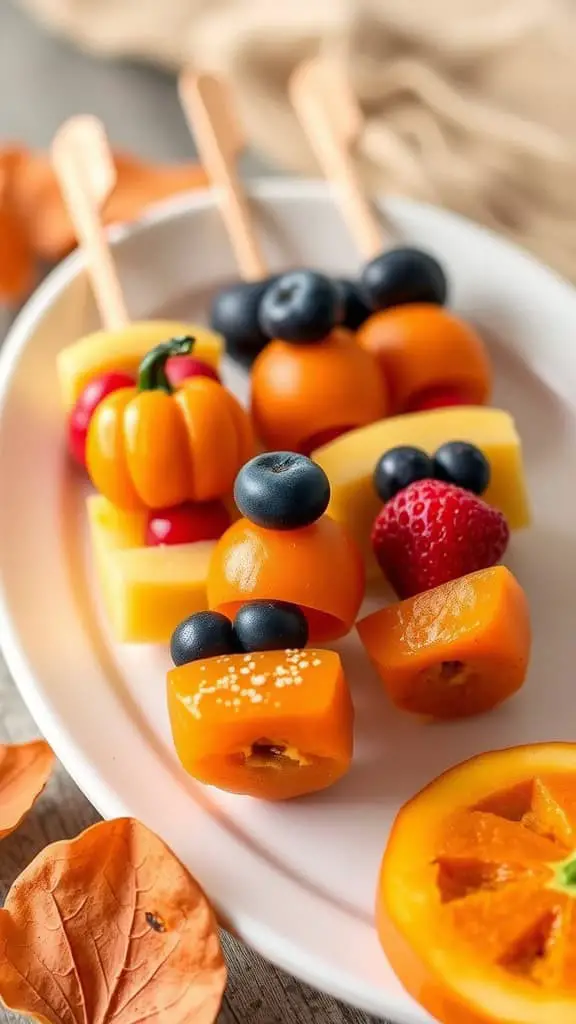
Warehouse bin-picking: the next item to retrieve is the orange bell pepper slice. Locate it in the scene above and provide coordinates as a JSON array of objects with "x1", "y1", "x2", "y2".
[
  {"x1": 357, "y1": 566, "x2": 530, "y2": 719},
  {"x1": 251, "y1": 328, "x2": 388, "y2": 453},
  {"x1": 207, "y1": 515, "x2": 365, "y2": 642},
  {"x1": 357, "y1": 304, "x2": 492, "y2": 415},
  {"x1": 167, "y1": 649, "x2": 353, "y2": 799},
  {"x1": 86, "y1": 337, "x2": 253, "y2": 510},
  {"x1": 378, "y1": 743, "x2": 576, "y2": 1024}
]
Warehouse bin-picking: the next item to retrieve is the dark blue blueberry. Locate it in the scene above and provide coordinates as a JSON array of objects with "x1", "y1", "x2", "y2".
[
  {"x1": 361, "y1": 247, "x2": 448, "y2": 311},
  {"x1": 210, "y1": 277, "x2": 278, "y2": 364},
  {"x1": 170, "y1": 611, "x2": 237, "y2": 667},
  {"x1": 433, "y1": 441, "x2": 490, "y2": 495},
  {"x1": 233, "y1": 600, "x2": 309, "y2": 653},
  {"x1": 336, "y1": 278, "x2": 371, "y2": 330},
  {"x1": 234, "y1": 451, "x2": 330, "y2": 529},
  {"x1": 258, "y1": 270, "x2": 342, "y2": 343},
  {"x1": 373, "y1": 446, "x2": 434, "y2": 503}
]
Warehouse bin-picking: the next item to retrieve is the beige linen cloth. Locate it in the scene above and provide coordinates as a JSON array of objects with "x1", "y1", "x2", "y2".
[{"x1": 18, "y1": 0, "x2": 576, "y2": 281}]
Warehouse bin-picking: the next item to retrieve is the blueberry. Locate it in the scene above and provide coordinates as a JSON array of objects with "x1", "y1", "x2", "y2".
[
  {"x1": 233, "y1": 600, "x2": 309, "y2": 653},
  {"x1": 336, "y1": 278, "x2": 371, "y2": 331},
  {"x1": 361, "y1": 247, "x2": 448, "y2": 311},
  {"x1": 210, "y1": 277, "x2": 277, "y2": 364},
  {"x1": 234, "y1": 451, "x2": 330, "y2": 529},
  {"x1": 373, "y1": 446, "x2": 434, "y2": 503},
  {"x1": 170, "y1": 611, "x2": 237, "y2": 667},
  {"x1": 258, "y1": 270, "x2": 342, "y2": 343},
  {"x1": 433, "y1": 441, "x2": 490, "y2": 495}
]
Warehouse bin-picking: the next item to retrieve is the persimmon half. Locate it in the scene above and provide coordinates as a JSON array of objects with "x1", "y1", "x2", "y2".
[
  {"x1": 207, "y1": 516, "x2": 365, "y2": 642},
  {"x1": 250, "y1": 328, "x2": 388, "y2": 453},
  {"x1": 357, "y1": 304, "x2": 492, "y2": 415},
  {"x1": 378, "y1": 743, "x2": 576, "y2": 1024},
  {"x1": 167, "y1": 649, "x2": 353, "y2": 799}
]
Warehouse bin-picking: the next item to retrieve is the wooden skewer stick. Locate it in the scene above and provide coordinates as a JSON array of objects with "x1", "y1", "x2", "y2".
[
  {"x1": 179, "y1": 70, "x2": 267, "y2": 283},
  {"x1": 290, "y1": 58, "x2": 387, "y2": 261},
  {"x1": 51, "y1": 115, "x2": 129, "y2": 331}
]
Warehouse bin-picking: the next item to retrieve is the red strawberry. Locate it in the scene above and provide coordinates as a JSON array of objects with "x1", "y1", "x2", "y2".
[{"x1": 371, "y1": 478, "x2": 509, "y2": 598}]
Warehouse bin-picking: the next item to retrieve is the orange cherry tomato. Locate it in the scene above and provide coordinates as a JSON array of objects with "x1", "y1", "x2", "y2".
[
  {"x1": 357, "y1": 304, "x2": 492, "y2": 415},
  {"x1": 250, "y1": 328, "x2": 388, "y2": 453},
  {"x1": 207, "y1": 516, "x2": 365, "y2": 642},
  {"x1": 378, "y1": 743, "x2": 576, "y2": 1024},
  {"x1": 86, "y1": 337, "x2": 254, "y2": 511}
]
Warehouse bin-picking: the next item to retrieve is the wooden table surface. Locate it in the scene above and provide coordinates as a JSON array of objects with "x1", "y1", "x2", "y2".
[{"x1": 0, "y1": 5, "x2": 387, "y2": 1021}]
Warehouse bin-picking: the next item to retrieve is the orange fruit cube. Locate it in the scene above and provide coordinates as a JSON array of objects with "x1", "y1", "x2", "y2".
[
  {"x1": 167, "y1": 649, "x2": 353, "y2": 800},
  {"x1": 357, "y1": 566, "x2": 530, "y2": 719}
]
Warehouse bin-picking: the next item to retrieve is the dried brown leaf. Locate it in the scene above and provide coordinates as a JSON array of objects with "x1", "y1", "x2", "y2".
[
  {"x1": 7, "y1": 148, "x2": 208, "y2": 262},
  {"x1": 0, "y1": 740, "x2": 54, "y2": 839},
  {"x1": 0, "y1": 817, "x2": 226, "y2": 1024}
]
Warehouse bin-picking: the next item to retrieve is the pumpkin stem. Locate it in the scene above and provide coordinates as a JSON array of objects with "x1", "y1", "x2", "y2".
[{"x1": 137, "y1": 335, "x2": 195, "y2": 393}]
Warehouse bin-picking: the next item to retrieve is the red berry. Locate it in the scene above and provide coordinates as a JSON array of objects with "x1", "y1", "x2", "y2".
[
  {"x1": 68, "y1": 371, "x2": 134, "y2": 467},
  {"x1": 407, "y1": 387, "x2": 469, "y2": 412},
  {"x1": 165, "y1": 356, "x2": 221, "y2": 387},
  {"x1": 147, "y1": 501, "x2": 231, "y2": 546},
  {"x1": 371, "y1": 478, "x2": 509, "y2": 598}
]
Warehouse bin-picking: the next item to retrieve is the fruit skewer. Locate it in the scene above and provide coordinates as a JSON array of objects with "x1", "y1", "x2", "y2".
[
  {"x1": 51, "y1": 116, "x2": 253, "y2": 643},
  {"x1": 289, "y1": 58, "x2": 493, "y2": 416},
  {"x1": 289, "y1": 57, "x2": 446, "y2": 308},
  {"x1": 179, "y1": 70, "x2": 275, "y2": 364},
  {"x1": 52, "y1": 117, "x2": 225, "y2": 455},
  {"x1": 180, "y1": 70, "x2": 389, "y2": 452}
]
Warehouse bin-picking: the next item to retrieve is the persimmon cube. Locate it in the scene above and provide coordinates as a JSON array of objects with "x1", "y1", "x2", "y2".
[
  {"x1": 357, "y1": 566, "x2": 531, "y2": 719},
  {"x1": 87, "y1": 495, "x2": 215, "y2": 644},
  {"x1": 167, "y1": 649, "x2": 354, "y2": 800}
]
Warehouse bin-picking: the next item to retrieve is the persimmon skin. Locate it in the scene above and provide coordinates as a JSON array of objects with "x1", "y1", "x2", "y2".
[
  {"x1": 357, "y1": 304, "x2": 492, "y2": 415},
  {"x1": 207, "y1": 516, "x2": 365, "y2": 642},
  {"x1": 250, "y1": 328, "x2": 388, "y2": 452}
]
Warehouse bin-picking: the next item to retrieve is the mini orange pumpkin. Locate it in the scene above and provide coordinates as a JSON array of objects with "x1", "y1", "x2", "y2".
[
  {"x1": 86, "y1": 337, "x2": 254, "y2": 511},
  {"x1": 250, "y1": 328, "x2": 389, "y2": 453}
]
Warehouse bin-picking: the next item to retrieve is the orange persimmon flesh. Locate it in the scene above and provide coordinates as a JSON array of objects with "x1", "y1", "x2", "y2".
[
  {"x1": 207, "y1": 516, "x2": 365, "y2": 642},
  {"x1": 167, "y1": 649, "x2": 353, "y2": 800},
  {"x1": 378, "y1": 743, "x2": 576, "y2": 1024},
  {"x1": 357, "y1": 304, "x2": 492, "y2": 415},
  {"x1": 357, "y1": 567, "x2": 530, "y2": 719}
]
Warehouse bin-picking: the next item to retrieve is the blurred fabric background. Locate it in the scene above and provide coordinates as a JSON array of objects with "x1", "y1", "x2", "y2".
[{"x1": 13, "y1": 0, "x2": 576, "y2": 283}]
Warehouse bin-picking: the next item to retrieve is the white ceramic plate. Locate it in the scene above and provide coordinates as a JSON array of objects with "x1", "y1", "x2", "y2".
[{"x1": 1, "y1": 181, "x2": 576, "y2": 1024}]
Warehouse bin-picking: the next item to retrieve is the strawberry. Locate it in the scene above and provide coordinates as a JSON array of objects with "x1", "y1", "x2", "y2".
[{"x1": 371, "y1": 478, "x2": 509, "y2": 598}]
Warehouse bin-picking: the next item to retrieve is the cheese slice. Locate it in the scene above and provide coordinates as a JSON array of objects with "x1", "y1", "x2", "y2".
[
  {"x1": 313, "y1": 406, "x2": 530, "y2": 577},
  {"x1": 87, "y1": 495, "x2": 215, "y2": 644},
  {"x1": 59, "y1": 320, "x2": 223, "y2": 410}
]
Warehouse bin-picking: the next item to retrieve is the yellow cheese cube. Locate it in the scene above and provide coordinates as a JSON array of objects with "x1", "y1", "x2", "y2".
[
  {"x1": 59, "y1": 320, "x2": 223, "y2": 410},
  {"x1": 87, "y1": 495, "x2": 215, "y2": 644},
  {"x1": 313, "y1": 407, "x2": 530, "y2": 577}
]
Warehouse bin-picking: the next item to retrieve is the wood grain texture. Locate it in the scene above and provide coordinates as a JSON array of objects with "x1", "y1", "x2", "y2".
[{"x1": 0, "y1": 654, "x2": 383, "y2": 1024}]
